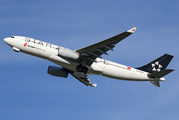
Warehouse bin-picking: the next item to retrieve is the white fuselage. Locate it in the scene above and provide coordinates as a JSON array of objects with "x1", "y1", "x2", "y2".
[{"x1": 4, "y1": 36, "x2": 164, "y2": 82}]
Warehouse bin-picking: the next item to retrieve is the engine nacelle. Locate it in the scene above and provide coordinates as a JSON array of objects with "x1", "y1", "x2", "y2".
[
  {"x1": 47, "y1": 66, "x2": 68, "y2": 78},
  {"x1": 58, "y1": 47, "x2": 79, "y2": 60}
]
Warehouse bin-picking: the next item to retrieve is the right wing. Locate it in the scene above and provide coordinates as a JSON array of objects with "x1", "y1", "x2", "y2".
[{"x1": 76, "y1": 27, "x2": 137, "y2": 66}]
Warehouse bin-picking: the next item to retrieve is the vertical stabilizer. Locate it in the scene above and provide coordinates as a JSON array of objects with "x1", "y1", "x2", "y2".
[{"x1": 137, "y1": 54, "x2": 173, "y2": 73}]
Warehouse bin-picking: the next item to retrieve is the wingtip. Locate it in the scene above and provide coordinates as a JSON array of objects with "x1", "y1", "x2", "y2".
[
  {"x1": 93, "y1": 83, "x2": 97, "y2": 87},
  {"x1": 127, "y1": 27, "x2": 137, "y2": 33}
]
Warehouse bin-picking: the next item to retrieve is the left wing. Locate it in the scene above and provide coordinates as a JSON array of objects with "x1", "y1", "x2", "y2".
[
  {"x1": 76, "y1": 27, "x2": 136, "y2": 66},
  {"x1": 70, "y1": 72, "x2": 97, "y2": 87},
  {"x1": 70, "y1": 27, "x2": 136, "y2": 86}
]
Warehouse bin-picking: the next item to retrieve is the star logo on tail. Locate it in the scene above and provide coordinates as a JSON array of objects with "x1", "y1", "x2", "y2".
[{"x1": 151, "y1": 61, "x2": 163, "y2": 72}]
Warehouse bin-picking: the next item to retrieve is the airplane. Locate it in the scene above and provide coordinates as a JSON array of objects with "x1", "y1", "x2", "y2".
[{"x1": 4, "y1": 27, "x2": 174, "y2": 87}]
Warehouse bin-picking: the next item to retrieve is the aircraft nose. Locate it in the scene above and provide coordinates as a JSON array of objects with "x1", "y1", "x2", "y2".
[
  {"x1": 4, "y1": 37, "x2": 9, "y2": 43},
  {"x1": 4, "y1": 37, "x2": 12, "y2": 46}
]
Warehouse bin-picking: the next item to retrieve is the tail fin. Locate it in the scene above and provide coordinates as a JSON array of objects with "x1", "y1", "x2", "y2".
[
  {"x1": 137, "y1": 54, "x2": 174, "y2": 87},
  {"x1": 137, "y1": 54, "x2": 174, "y2": 73}
]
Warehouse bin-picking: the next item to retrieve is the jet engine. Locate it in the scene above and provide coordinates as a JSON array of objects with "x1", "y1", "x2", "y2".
[
  {"x1": 58, "y1": 47, "x2": 79, "y2": 60},
  {"x1": 47, "y1": 66, "x2": 68, "y2": 78}
]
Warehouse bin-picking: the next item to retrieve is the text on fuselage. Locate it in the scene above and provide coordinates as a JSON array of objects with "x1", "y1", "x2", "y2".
[{"x1": 24, "y1": 37, "x2": 60, "y2": 50}]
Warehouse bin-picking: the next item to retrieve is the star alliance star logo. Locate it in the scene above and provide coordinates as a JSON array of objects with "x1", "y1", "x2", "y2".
[{"x1": 151, "y1": 61, "x2": 162, "y2": 72}]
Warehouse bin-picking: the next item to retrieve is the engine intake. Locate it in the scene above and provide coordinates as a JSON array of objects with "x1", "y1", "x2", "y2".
[
  {"x1": 58, "y1": 47, "x2": 79, "y2": 60},
  {"x1": 48, "y1": 66, "x2": 68, "y2": 78}
]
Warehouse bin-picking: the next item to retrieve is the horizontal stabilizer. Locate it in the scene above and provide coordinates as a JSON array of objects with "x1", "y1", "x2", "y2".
[
  {"x1": 149, "y1": 69, "x2": 174, "y2": 78},
  {"x1": 150, "y1": 81, "x2": 160, "y2": 87}
]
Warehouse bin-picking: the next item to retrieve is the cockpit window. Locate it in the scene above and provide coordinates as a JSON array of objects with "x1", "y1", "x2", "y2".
[{"x1": 11, "y1": 36, "x2": 15, "y2": 38}]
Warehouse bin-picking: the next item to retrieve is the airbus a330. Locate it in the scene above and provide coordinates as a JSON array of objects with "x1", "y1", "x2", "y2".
[{"x1": 4, "y1": 27, "x2": 174, "y2": 87}]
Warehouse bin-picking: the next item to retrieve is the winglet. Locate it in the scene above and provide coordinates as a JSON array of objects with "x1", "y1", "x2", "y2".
[
  {"x1": 93, "y1": 83, "x2": 97, "y2": 87},
  {"x1": 127, "y1": 27, "x2": 137, "y2": 33}
]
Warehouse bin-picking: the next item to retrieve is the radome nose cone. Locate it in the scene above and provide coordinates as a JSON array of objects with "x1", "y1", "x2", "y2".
[
  {"x1": 4, "y1": 38, "x2": 9, "y2": 43},
  {"x1": 4, "y1": 38, "x2": 7, "y2": 42},
  {"x1": 4, "y1": 37, "x2": 11, "y2": 46}
]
